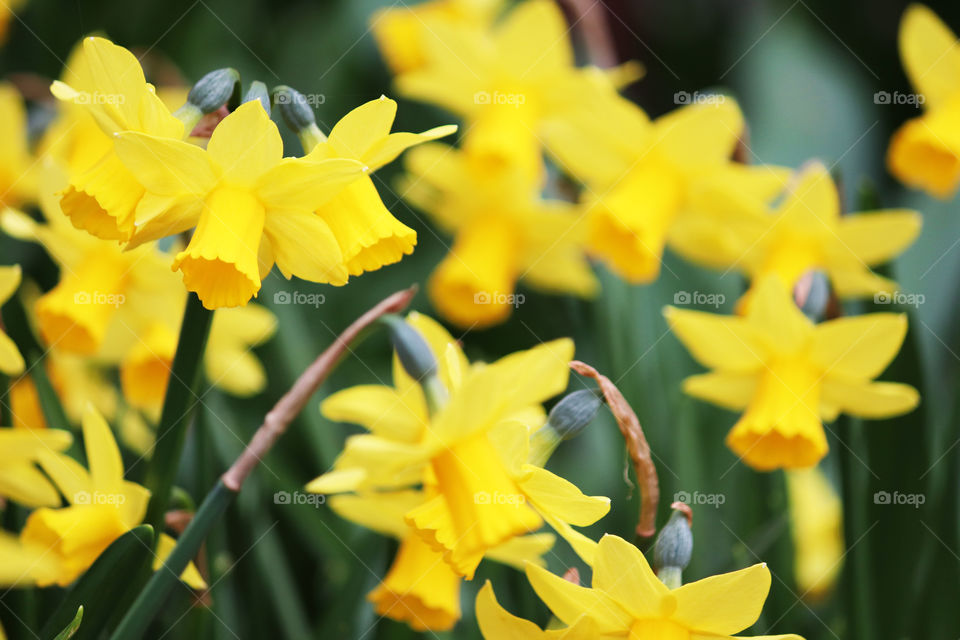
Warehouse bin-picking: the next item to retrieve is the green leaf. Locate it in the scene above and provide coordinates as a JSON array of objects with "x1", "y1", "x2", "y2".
[
  {"x1": 51, "y1": 606, "x2": 83, "y2": 640},
  {"x1": 41, "y1": 525, "x2": 155, "y2": 640}
]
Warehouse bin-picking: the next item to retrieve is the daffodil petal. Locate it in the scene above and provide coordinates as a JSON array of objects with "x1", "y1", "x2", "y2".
[
  {"x1": 519, "y1": 466, "x2": 610, "y2": 527},
  {"x1": 592, "y1": 534, "x2": 670, "y2": 618},
  {"x1": 664, "y1": 307, "x2": 765, "y2": 372},
  {"x1": 207, "y1": 101, "x2": 282, "y2": 185},
  {"x1": 682, "y1": 372, "x2": 757, "y2": 411},
  {"x1": 899, "y1": 4, "x2": 960, "y2": 109},
  {"x1": 672, "y1": 563, "x2": 771, "y2": 634},
  {"x1": 262, "y1": 210, "x2": 348, "y2": 285},
  {"x1": 811, "y1": 314, "x2": 908, "y2": 378},
  {"x1": 525, "y1": 562, "x2": 633, "y2": 633},
  {"x1": 476, "y1": 581, "x2": 548, "y2": 639},
  {"x1": 820, "y1": 378, "x2": 919, "y2": 419},
  {"x1": 113, "y1": 131, "x2": 216, "y2": 197},
  {"x1": 321, "y1": 385, "x2": 424, "y2": 442}
]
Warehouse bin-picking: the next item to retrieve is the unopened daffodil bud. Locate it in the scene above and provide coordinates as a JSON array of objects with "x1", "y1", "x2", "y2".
[
  {"x1": 529, "y1": 389, "x2": 602, "y2": 466},
  {"x1": 380, "y1": 314, "x2": 447, "y2": 413},
  {"x1": 795, "y1": 270, "x2": 831, "y2": 322},
  {"x1": 175, "y1": 67, "x2": 240, "y2": 132},
  {"x1": 243, "y1": 81, "x2": 271, "y2": 115},
  {"x1": 653, "y1": 507, "x2": 693, "y2": 589},
  {"x1": 272, "y1": 85, "x2": 326, "y2": 151}
]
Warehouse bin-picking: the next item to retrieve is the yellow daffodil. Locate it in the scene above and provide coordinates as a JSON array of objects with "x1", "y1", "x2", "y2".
[
  {"x1": 477, "y1": 534, "x2": 803, "y2": 639},
  {"x1": 308, "y1": 313, "x2": 609, "y2": 577},
  {"x1": 0, "y1": 426, "x2": 72, "y2": 507},
  {"x1": 545, "y1": 98, "x2": 789, "y2": 283},
  {"x1": 302, "y1": 96, "x2": 456, "y2": 277},
  {"x1": 665, "y1": 276, "x2": 919, "y2": 470},
  {"x1": 329, "y1": 489, "x2": 553, "y2": 631},
  {"x1": 0, "y1": 0, "x2": 24, "y2": 45},
  {"x1": 371, "y1": 0, "x2": 503, "y2": 74},
  {"x1": 112, "y1": 100, "x2": 368, "y2": 309},
  {"x1": 402, "y1": 143, "x2": 597, "y2": 327},
  {"x1": 887, "y1": 5, "x2": 960, "y2": 198},
  {"x1": 395, "y1": 0, "x2": 639, "y2": 173},
  {"x1": 17, "y1": 405, "x2": 204, "y2": 588},
  {"x1": 50, "y1": 36, "x2": 185, "y2": 242},
  {"x1": 0, "y1": 83, "x2": 36, "y2": 208},
  {"x1": 786, "y1": 468, "x2": 843, "y2": 600},
  {"x1": 0, "y1": 264, "x2": 26, "y2": 375},
  {"x1": 669, "y1": 162, "x2": 921, "y2": 300}
]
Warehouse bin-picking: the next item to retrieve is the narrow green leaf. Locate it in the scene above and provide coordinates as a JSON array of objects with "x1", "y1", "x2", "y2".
[{"x1": 51, "y1": 606, "x2": 82, "y2": 640}]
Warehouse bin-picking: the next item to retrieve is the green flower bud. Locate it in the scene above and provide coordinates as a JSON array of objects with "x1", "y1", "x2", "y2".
[
  {"x1": 187, "y1": 68, "x2": 240, "y2": 114},
  {"x1": 653, "y1": 509, "x2": 693, "y2": 588},
  {"x1": 272, "y1": 85, "x2": 326, "y2": 151},
  {"x1": 529, "y1": 389, "x2": 601, "y2": 466},
  {"x1": 243, "y1": 81, "x2": 271, "y2": 115},
  {"x1": 381, "y1": 315, "x2": 438, "y2": 382}
]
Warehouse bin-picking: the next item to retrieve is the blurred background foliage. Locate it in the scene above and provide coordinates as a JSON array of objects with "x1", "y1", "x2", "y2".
[{"x1": 1, "y1": 0, "x2": 959, "y2": 638}]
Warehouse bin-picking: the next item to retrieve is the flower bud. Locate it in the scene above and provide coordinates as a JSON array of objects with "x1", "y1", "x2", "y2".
[
  {"x1": 529, "y1": 389, "x2": 601, "y2": 466},
  {"x1": 381, "y1": 315, "x2": 438, "y2": 382},
  {"x1": 653, "y1": 507, "x2": 693, "y2": 588},
  {"x1": 272, "y1": 85, "x2": 326, "y2": 151},
  {"x1": 243, "y1": 81, "x2": 271, "y2": 115},
  {"x1": 795, "y1": 269, "x2": 831, "y2": 322},
  {"x1": 187, "y1": 68, "x2": 240, "y2": 114}
]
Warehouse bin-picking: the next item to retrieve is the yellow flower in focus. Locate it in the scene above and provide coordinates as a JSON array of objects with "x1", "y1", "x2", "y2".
[
  {"x1": 113, "y1": 100, "x2": 367, "y2": 308},
  {"x1": 0, "y1": 83, "x2": 37, "y2": 208},
  {"x1": 19, "y1": 406, "x2": 205, "y2": 588},
  {"x1": 303, "y1": 96, "x2": 456, "y2": 277},
  {"x1": 402, "y1": 143, "x2": 597, "y2": 328},
  {"x1": 0, "y1": 264, "x2": 26, "y2": 375},
  {"x1": 478, "y1": 534, "x2": 803, "y2": 640},
  {"x1": 669, "y1": 162, "x2": 921, "y2": 300},
  {"x1": 786, "y1": 468, "x2": 843, "y2": 599},
  {"x1": 371, "y1": 0, "x2": 504, "y2": 74},
  {"x1": 665, "y1": 276, "x2": 919, "y2": 470},
  {"x1": 545, "y1": 98, "x2": 789, "y2": 283},
  {"x1": 308, "y1": 313, "x2": 608, "y2": 578},
  {"x1": 329, "y1": 489, "x2": 553, "y2": 631},
  {"x1": 0, "y1": 426, "x2": 72, "y2": 507},
  {"x1": 887, "y1": 5, "x2": 960, "y2": 198},
  {"x1": 50, "y1": 36, "x2": 185, "y2": 242}
]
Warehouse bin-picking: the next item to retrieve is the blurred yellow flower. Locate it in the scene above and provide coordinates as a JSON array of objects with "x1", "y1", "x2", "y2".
[
  {"x1": 545, "y1": 97, "x2": 789, "y2": 283},
  {"x1": 0, "y1": 0, "x2": 25, "y2": 45},
  {"x1": 669, "y1": 162, "x2": 921, "y2": 300},
  {"x1": 0, "y1": 264, "x2": 25, "y2": 375},
  {"x1": 302, "y1": 96, "x2": 455, "y2": 277},
  {"x1": 665, "y1": 276, "x2": 919, "y2": 470},
  {"x1": 0, "y1": 426, "x2": 72, "y2": 508},
  {"x1": 887, "y1": 5, "x2": 960, "y2": 198},
  {"x1": 403, "y1": 142, "x2": 597, "y2": 327},
  {"x1": 478, "y1": 534, "x2": 803, "y2": 640},
  {"x1": 371, "y1": 0, "x2": 503, "y2": 74},
  {"x1": 50, "y1": 36, "x2": 185, "y2": 242},
  {"x1": 16, "y1": 406, "x2": 205, "y2": 588},
  {"x1": 786, "y1": 467, "x2": 843, "y2": 599},
  {"x1": 0, "y1": 83, "x2": 37, "y2": 208},
  {"x1": 308, "y1": 313, "x2": 608, "y2": 578}
]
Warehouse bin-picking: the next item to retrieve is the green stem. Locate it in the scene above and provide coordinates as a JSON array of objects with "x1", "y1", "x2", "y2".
[
  {"x1": 111, "y1": 481, "x2": 233, "y2": 640},
  {"x1": 143, "y1": 294, "x2": 214, "y2": 532}
]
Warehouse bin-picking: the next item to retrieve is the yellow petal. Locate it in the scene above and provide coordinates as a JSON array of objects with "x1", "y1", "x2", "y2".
[
  {"x1": 476, "y1": 581, "x2": 548, "y2": 639},
  {"x1": 321, "y1": 385, "x2": 423, "y2": 442},
  {"x1": 899, "y1": 4, "x2": 960, "y2": 108},
  {"x1": 672, "y1": 563, "x2": 771, "y2": 634},
  {"x1": 0, "y1": 330, "x2": 24, "y2": 376},
  {"x1": 682, "y1": 372, "x2": 757, "y2": 411},
  {"x1": 485, "y1": 533, "x2": 555, "y2": 570},
  {"x1": 327, "y1": 96, "x2": 398, "y2": 159},
  {"x1": 743, "y1": 276, "x2": 813, "y2": 355},
  {"x1": 664, "y1": 307, "x2": 765, "y2": 373},
  {"x1": 525, "y1": 562, "x2": 633, "y2": 633},
  {"x1": 257, "y1": 157, "x2": 367, "y2": 212},
  {"x1": 833, "y1": 210, "x2": 921, "y2": 265},
  {"x1": 363, "y1": 124, "x2": 458, "y2": 171},
  {"x1": 327, "y1": 491, "x2": 424, "y2": 539},
  {"x1": 811, "y1": 314, "x2": 908, "y2": 379},
  {"x1": 112, "y1": 131, "x2": 217, "y2": 197},
  {"x1": 887, "y1": 114, "x2": 960, "y2": 198},
  {"x1": 495, "y1": 0, "x2": 572, "y2": 76},
  {"x1": 155, "y1": 533, "x2": 208, "y2": 590},
  {"x1": 592, "y1": 534, "x2": 670, "y2": 618},
  {"x1": 0, "y1": 465, "x2": 64, "y2": 508},
  {"x1": 82, "y1": 405, "x2": 124, "y2": 495},
  {"x1": 206, "y1": 100, "x2": 282, "y2": 185},
  {"x1": 820, "y1": 378, "x2": 919, "y2": 419},
  {"x1": 652, "y1": 99, "x2": 743, "y2": 167},
  {"x1": 519, "y1": 466, "x2": 610, "y2": 527},
  {"x1": 262, "y1": 209, "x2": 348, "y2": 286}
]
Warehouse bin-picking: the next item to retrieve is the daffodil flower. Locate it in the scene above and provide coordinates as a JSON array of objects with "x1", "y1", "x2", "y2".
[
  {"x1": 50, "y1": 36, "x2": 185, "y2": 242},
  {"x1": 303, "y1": 96, "x2": 456, "y2": 277},
  {"x1": 402, "y1": 143, "x2": 597, "y2": 327},
  {"x1": 476, "y1": 534, "x2": 804, "y2": 640},
  {"x1": 887, "y1": 5, "x2": 960, "y2": 198},
  {"x1": 0, "y1": 426, "x2": 72, "y2": 508},
  {"x1": 665, "y1": 276, "x2": 919, "y2": 470},
  {"x1": 0, "y1": 83, "x2": 37, "y2": 208},
  {"x1": 786, "y1": 467, "x2": 843, "y2": 599},
  {"x1": 308, "y1": 313, "x2": 609, "y2": 578},
  {"x1": 113, "y1": 100, "x2": 366, "y2": 309},
  {"x1": 329, "y1": 488, "x2": 553, "y2": 631},
  {"x1": 0, "y1": 264, "x2": 25, "y2": 375},
  {"x1": 544, "y1": 98, "x2": 789, "y2": 283},
  {"x1": 17, "y1": 406, "x2": 205, "y2": 588},
  {"x1": 669, "y1": 162, "x2": 921, "y2": 301}
]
